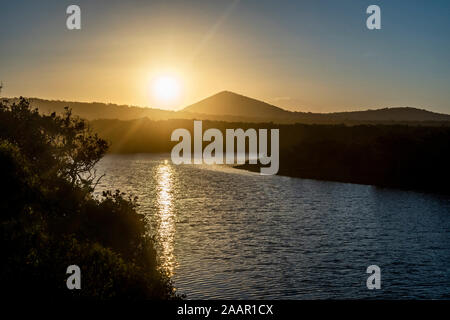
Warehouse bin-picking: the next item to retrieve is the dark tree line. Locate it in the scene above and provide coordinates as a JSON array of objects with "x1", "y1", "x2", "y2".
[
  {"x1": 91, "y1": 118, "x2": 450, "y2": 193},
  {"x1": 275, "y1": 124, "x2": 450, "y2": 193}
]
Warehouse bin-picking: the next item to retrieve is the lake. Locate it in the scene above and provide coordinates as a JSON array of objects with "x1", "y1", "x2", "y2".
[{"x1": 95, "y1": 154, "x2": 450, "y2": 299}]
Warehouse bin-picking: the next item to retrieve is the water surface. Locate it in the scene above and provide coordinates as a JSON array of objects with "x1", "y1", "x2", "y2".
[{"x1": 96, "y1": 154, "x2": 450, "y2": 299}]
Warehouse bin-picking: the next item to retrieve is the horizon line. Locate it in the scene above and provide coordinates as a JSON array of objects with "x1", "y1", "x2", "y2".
[{"x1": 2, "y1": 93, "x2": 447, "y2": 116}]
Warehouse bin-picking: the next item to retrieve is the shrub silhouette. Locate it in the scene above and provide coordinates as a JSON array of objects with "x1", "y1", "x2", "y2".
[{"x1": 0, "y1": 98, "x2": 177, "y2": 299}]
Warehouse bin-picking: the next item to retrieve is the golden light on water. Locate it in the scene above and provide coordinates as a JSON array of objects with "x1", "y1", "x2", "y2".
[{"x1": 155, "y1": 163, "x2": 177, "y2": 277}]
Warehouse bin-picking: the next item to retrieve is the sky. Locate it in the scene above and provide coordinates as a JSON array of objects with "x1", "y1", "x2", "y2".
[{"x1": 0, "y1": 0, "x2": 449, "y2": 113}]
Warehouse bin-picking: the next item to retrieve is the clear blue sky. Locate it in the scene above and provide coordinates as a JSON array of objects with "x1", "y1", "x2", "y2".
[{"x1": 0, "y1": 0, "x2": 449, "y2": 113}]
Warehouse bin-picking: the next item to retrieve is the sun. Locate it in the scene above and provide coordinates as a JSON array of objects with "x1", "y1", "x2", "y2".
[{"x1": 152, "y1": 75, "x2": 181, "y2": 104}]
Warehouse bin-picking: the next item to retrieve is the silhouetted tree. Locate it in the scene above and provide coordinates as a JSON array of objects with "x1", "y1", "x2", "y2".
[{"x1": 0, "y1": 98, "x2": 177, "y2": 299}]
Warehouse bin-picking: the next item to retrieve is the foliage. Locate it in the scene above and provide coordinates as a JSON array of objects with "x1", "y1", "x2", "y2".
[
  {"x1": 91, "y1": 117, "x2": 450, "y2": 193},
  {"x1": 0, "y1": 98, "x2": 177, "y2": 299}
]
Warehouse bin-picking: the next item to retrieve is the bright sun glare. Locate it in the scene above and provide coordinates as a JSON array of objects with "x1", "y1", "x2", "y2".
[{"x1": 152, "y1": 75, "x2": 181, "y2": 104}]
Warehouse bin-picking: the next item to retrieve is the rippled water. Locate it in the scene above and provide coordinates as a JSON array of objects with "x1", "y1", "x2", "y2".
[{"x1": 96, "y1": 154, "x2": 450, "y2": 299}]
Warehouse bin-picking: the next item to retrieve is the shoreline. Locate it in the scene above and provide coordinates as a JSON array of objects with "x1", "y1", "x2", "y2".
[{"x1": 234, "y1": 163, "x2": 450, "y2": 196}]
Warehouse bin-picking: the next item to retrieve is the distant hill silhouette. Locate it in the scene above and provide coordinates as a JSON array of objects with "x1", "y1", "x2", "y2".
[
  {"x1": 6, "y1": 91, "x2": 450, "y2": 124},
  {"x1": 182, "y1": 91, "x2": 290, "y2": 118},
  {"x1": 182, "y1": 91, "x2": 450, "y2": 123},
  {"x1": 324, "y1": 107, "x2": 450, "y2": 122},
  {"x1": 14, "y1": 98, "x2": 177, "y2": 121}
]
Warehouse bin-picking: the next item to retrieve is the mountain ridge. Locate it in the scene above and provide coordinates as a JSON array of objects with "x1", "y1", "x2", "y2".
[
  {"x1": 182, "y1": 91, "x2": 450, "y2": 122},
  {"x1": 5, "y1": 91, "x2": 450, "y2": 124},
  {"x1": 182, "y1": 91, "x2": 290, "y2": 118}
]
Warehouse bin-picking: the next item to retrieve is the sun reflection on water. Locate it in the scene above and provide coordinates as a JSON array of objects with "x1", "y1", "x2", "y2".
[{"x1": 155, "y1": 162, "x2": 177, "y2": 277}]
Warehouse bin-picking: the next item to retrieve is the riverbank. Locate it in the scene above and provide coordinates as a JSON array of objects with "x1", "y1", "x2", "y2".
[{"x1": 234, "y1": 161, "x2": 450, "y2": 195}]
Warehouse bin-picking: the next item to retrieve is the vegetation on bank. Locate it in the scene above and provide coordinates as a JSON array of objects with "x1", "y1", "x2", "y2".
[
  {"x1": 91, "y1": 118, "x2": 450, "y2": 193},
  {"x1": 0, "y1": 98, "x2": 177, "y2": 299},
  {"x1": 243, "y1": 124, "x2": 450, "y2": 193}
]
